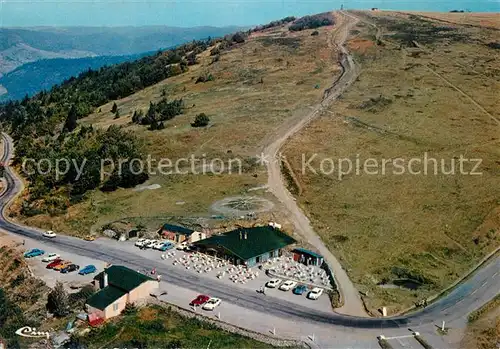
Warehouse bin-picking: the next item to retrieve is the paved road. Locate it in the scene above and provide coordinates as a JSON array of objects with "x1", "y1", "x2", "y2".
[{"x1": 263, "y1": 11, "x2": 366, "y2": 316}]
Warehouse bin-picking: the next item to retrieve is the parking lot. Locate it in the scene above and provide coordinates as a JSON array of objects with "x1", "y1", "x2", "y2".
[
  {"x1": 22, "y1": 238, "x2": 106, "y2": 289},
  {"x1": 93, "y1": 237, "x2": 333, "y2": 312}
]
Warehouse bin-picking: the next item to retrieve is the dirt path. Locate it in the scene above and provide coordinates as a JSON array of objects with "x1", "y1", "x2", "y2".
[
  {"x1": 263, "y1": 11, "x2": 368, "y2": 317},
  {"x1": 426, "y1": 66, "x2": 500, "y2": 126}
]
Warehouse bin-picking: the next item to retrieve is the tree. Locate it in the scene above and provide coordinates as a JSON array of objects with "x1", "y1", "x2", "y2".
[
  {"x1": 47, "y1": 281, "x2": 69, "y2": 317},
  {"x1": 111, "y1": 102, "x2": 118, "y2": 113},
  {"x1": 63, "y1": 105, "x2": 78, "y2": 132},
  {"x1": 114, "y1": 110, "x2": 120, "y2": 119},
  {"x1": 191, "y1": 113, "x2": 210, "y2": 127},
  {"x1": 232, "y1": 32, "x2": 245, "y2": 43}
]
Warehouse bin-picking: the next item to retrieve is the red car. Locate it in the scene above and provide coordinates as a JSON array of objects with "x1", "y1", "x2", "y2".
[
  {"x1": 190, "y1": 295, "x2": 210, "y2": 306},
  {"x1": 46, "y1": 258, "x2": 63, "y2": 269}
]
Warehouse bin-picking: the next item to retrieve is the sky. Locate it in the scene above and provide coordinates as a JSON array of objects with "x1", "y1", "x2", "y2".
[{"x1": 1, "y1": 0, "x2": 499, "y2": 28}]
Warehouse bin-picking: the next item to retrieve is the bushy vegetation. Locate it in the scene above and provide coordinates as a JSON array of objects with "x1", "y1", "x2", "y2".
[
  {"x1": 0, "y1": 288, "x2": 37, "y2": 348},
  {"x1": 210, "y1": 31, "x2": 248, "y2": 56},
  {"x1": 367, "y1": 14, "x2": 469, "y2": 45},
  {"x1": 250, "y1": 16, "x2": 296, "y2": 32},
  {"x1": 46, "y1": 281, "x2": 69, "y2": 317},
  {"x1": 289, "y1": 13, "x2": 334, "y2": 32},
  {"x1": 15, "y1": 124, "x2": 147, "y2": 215},
  {"x1": 191, "y1": 113, "x2": 210, "y2": 127},
  {"x1": 0, "y1": 37, "x2": 218, "y2": 215},
  {"x1": 196, "y1": 73, "x2": 215, "y2": 83},
  {"x1": 67, "y1": 305, "x2": 275, "y2": 349},
  {"x1": 132, "y1": 98, "x2": 184, "y2": 130}
]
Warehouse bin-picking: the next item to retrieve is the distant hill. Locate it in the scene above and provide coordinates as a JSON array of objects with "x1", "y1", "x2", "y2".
[
  {"x1": 0, "y1": 25, "x2": 242, "y2": 101},
  {"x1": 0, "y1": 52, "x2": 154, "y2": 101}
]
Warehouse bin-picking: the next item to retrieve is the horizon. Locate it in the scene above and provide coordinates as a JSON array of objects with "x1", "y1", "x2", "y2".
[{"x1": 1, "y1": 0, "x2": 498, "y2": 28}]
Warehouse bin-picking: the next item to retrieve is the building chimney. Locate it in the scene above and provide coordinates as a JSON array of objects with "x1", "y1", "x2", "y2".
[{"x1": 103, "y1": 272, "x2": 108, "y2": 288}]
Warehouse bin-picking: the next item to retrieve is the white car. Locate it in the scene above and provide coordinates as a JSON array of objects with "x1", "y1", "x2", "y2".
[
  {"x1": 42, "y1": 253, "x2": 60, "y2": 262},
  {"x1": 265, "y1": 278, "x2": 282, "y2": 288},
  {"x1": 279, "y1": 280, "x2": 297, "y2": 291},
  {"x1": 138, "y1": 239, "x2": 152, "y2": 248},
  {"x1": 153, "y1": 241, "x2": 167, "y2": 250},
  {"x1": 135, "y1": 238, "x2": 146, "y2": 247},
  {"x1": 307, "y1": 287, "x2": 324, "y2": 300},
  {"x1": 42, "y1": 230, "x2": 57, "y2": 238},
  {"x1": 202, "y1": 297, "x2": 221, "y2": 311},
  {"x1": 145, "y1": 240, "x2": 157, "y2": 248}
]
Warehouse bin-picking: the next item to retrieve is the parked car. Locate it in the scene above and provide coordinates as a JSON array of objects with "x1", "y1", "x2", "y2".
[
  {"x1": 53, "y1": 261, "x2": 72, "y2": 271},
  {"x1": 135, "y1": 238, "x2": 147, "y2": 247},
  {"x1": 190, "y1": 295, "x2": 210, "y2": 306},
  {"x1": 24, "y1": 249, "x2": 45, "y2": 258},
  {"x1": 84, "y1": 235, "x2": 95, "y2": 241},
  {"x1": 42, "y1": 253, "x2": 60, "y2": 262},
  {"x1": 159, "y1": 242, "x2": 175, "y2": 251},
  {"x1": 202, "y1": 297, "x2": 221, "y2": 311},
  {"x1": 279, "y1": 280, "x2": 297, "y2": 291},
  {"x1": 46, "y1": 258, "x2": 63, "y2": 269},
  {"x1": 42, "y1": 230, "x2": 57, "y2": 238},
  {"x1": 307, "y1": 287, "x2": 324, "y2": 300},
  {"x1": 145, "y1": 240, "x2": 157, "y2": 248},
  {"x1": 176, "y1": 242, "x2": 188, "y2": 250},
  {"x1": 265, "y1": 278, "x2": 281, "y2": 288},
  {"x1": 79, "y1": 265, "x2": 97, "y2": 275},
  {"x1": 61, "y1": 264, "x2": 80, "y2": 273},
  {"x1": 292, "y1": 284, "x2": 308, "y2": 295},
  {"x1": 153, "y1": 241, "x2": 167, "y2": 250}
]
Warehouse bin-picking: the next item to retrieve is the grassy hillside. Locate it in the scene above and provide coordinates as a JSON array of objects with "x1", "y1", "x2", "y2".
[
  {"x1": 461, "y1": 295, "x2": 500, "y2": 349},
  {"x1": 9, "y1": 14, "x2": 340, "y2": 236},
  {"x1": 0, "y1": 238, "x2": 49, "y2": 348},
  {"x1": 68, "y1": 305, "x2": 280, "y2": 349},
  {"x1": 282, "y1": 11, "x2": 500, "y2": 313}
]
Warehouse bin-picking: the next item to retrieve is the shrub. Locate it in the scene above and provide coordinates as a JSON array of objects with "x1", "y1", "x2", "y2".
[
  {"x1": 232, "y1": 32, "x2": 246, "y2": 44},
  {"x1": 123, "y1": 302, "x2": 138, "y2": 315},
  {"x1": 289, "y1": 13, "x2": 334, "y2": 31},
  {"x1": 191, "y1": 113, "x2": 210, "y2": 127},
  {"x1": 196, "y1": 73, "x2": 214, "y2": 83},
  {"x1": 46, "y1": 281, "x2": 69, "y2": 317}
]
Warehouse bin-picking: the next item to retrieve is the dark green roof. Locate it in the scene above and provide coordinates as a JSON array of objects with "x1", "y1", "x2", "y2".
[
  {"x1": 86, "y1": 286, "x2": 127, "y2": 310},
  {"x1": 193, "y1": 226, "x2": 296, "y2": 260},
  {"x1": 93, "y1": 265, "x2": 153, "y2": 292},
  {"x1": 293, "y1": 248, "x2": 323, "y2": 259},
  {"x1": 161, "y1": 223, "x2": 194, "y2": 235}
]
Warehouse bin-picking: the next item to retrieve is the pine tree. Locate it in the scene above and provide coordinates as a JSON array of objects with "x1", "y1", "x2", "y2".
[
  {"x1": 63, "y1": 105, "x2": 78, "y2": 132},
  {"x1": 47, "y1": 281, "x2": 69, "y2": 317}
]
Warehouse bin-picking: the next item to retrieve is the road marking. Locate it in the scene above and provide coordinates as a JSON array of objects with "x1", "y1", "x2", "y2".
[
  {"x1": 480, "y1": 281, "x2": 488, "y2": 288},
  {"x1": 471, "y1": 289, "x2": 478, "y2": 295},
  {"x1": 492, "y1": 271, "x2": 498, "y2": 279},
  {"x1": 384, "y1": 334, "x2": 415, "y2": 340}
]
